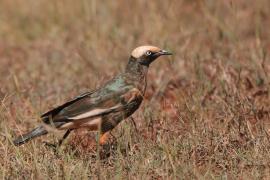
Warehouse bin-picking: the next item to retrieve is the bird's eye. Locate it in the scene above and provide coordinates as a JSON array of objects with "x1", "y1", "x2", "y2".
[{"x1": 145, "y1": 51, "x2": 152, "y2": 56}]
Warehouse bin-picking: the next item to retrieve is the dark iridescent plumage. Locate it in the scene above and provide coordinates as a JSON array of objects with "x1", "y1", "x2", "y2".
[{"x1": 13, "y1": 45, "x2": 172, "y2": 146}]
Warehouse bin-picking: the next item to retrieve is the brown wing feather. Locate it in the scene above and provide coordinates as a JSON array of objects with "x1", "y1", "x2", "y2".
[
  {"x1": 41, "y1": 91, "x2": 94, "y2": 120},
  {"x1": 41, "y1": 84, "x2": 143, "y2": 132}
]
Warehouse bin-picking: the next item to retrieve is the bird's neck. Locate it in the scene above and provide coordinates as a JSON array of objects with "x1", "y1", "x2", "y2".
[
  {"x1": 125, "y1": 56, "x2": 148, "y2": 93},
  {"x1": 125, "y1": 56, "x2": 148, "y2": 77}
]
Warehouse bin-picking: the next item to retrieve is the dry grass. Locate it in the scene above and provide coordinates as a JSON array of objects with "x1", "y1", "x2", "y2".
[{"x1": 1, "y1": 0, "x2": 270, "y2": 179}]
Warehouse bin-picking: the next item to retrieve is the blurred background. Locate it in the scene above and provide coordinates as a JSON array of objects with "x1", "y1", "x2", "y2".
[
  {"x1": 0, "y1": 0, "x2": 269, "y2": 93},
  {"x1": 0, "y1": 0, "x2": 270, "y2": 179}
]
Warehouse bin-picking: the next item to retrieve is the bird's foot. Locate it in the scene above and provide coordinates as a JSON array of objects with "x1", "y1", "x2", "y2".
[
  {"x1": 99, "y1": 140, "x2": 118, "y2": 160},
  {"x1": 43, "y1": 141, "x2": 62, "y2": 156},
  {"x1": 43, "y1": 141, "x2": 57, "y2": 148}
]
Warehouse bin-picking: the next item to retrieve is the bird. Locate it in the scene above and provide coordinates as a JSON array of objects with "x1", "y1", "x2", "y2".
[{"x1": 13, "y1": 45, "x2": 172, "y2": 146}]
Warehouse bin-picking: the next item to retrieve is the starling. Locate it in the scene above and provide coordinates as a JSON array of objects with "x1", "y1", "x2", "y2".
[{"x1": 13, "y1": 45, "x2": 172, "y2": 146}]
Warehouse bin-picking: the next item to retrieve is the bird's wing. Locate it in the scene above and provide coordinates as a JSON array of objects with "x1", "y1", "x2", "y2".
[
  {"x1": 42, "y1": 86, "x2": 142, "y2": 125},
  {"x1": 41, "y1": 91, "x2": 94, "y2": 120}
]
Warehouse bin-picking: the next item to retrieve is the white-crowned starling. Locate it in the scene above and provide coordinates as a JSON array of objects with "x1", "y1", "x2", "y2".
[{"x1": 13, "y1": 45, "x2": 172, "y2": 146}]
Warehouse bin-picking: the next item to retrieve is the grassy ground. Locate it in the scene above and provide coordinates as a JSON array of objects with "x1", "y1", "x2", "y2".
[{"x1": 0, "y1": 0, "x2": 270, "y2": 179}]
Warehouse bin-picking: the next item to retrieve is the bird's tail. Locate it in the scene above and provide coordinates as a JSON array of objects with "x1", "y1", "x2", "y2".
[{"x1": 13, "y1": 125, "x2": 48, "y2": 146}]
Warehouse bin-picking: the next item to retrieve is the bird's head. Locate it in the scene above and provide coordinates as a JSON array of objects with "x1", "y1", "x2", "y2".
[{"x1": 130, "y1": 45, "x2": 172, "y2": 66}]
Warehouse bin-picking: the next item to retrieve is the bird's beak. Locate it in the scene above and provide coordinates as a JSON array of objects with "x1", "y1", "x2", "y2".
[
  {"x1": 158, "y1": 49, "x2": 173, "y2": 56},
  {"x1": 150, "y1": 49, "x2": 172, "y2": 62}
]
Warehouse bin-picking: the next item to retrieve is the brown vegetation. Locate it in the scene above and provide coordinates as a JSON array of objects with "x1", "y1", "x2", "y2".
[{"x1": 0, "y1": 0, "x2": 270, "y2": 179}]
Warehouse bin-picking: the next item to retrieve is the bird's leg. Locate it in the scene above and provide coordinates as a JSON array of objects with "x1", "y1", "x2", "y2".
[
  {"x1": 130, "y1": 116, "x2": 138, "y2": 132},
  {"x1": 58, "y1": 129, "x2": 72, "y2": 146},
  {"x1": 44, "y1": 130, "x2": 72, "y2": 155}
]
